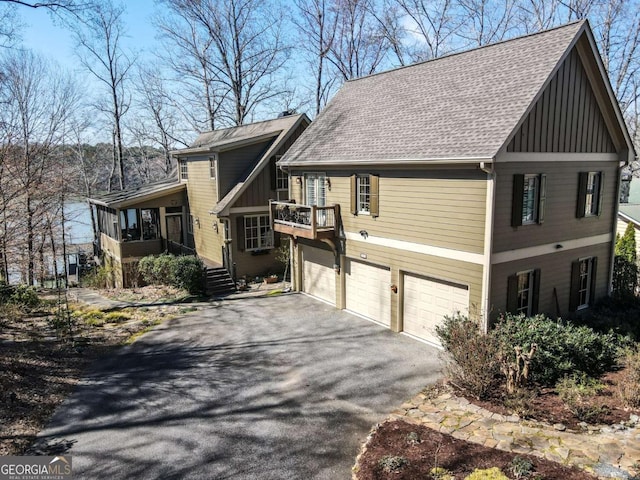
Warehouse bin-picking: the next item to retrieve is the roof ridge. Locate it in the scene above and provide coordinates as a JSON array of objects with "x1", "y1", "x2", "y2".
[
  {"x1": 197, "y1": 113, "x2": 302, "y2": 135},
  {"x1": 345, "y1": 19, "x2": 586, "y2": 84}
]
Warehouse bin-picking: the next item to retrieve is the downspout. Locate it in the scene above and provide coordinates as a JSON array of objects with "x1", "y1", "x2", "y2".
[{"x1": 480, "y1": 160, "x2": 496, "y2": 333}]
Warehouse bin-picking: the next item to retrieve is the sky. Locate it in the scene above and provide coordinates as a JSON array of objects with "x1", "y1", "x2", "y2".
[{"x1": 20, "y1": 1, "x2": 160, "y2": 76}]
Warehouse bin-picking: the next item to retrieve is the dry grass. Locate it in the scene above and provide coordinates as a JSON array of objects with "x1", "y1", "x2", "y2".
[{"x1": 0, "y1": 289, "x2": 194, "y2": 455}]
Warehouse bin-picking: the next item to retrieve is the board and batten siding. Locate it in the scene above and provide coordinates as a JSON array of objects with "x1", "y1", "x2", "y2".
[
  {"x1": 184, "y1": 155, "x2": 225, "y2": 265},
  {"x1": 507, "y1": 48, "x2": 615, "y2": 154},
  {"x1": 289, "y1": 169, "x2": 487, "y2": 255},
  {"x1": 218, "y1": 140, "x2": 274, "y2": 198},
  {"x1": 492, "y1": 160, "x2": 618, "y2": 253},
  {"x1": 490, "y1": 242, "x2": 611, "y2": 322}
]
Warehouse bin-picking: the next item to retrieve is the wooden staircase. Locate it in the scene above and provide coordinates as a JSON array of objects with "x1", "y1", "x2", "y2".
[{"x1": 204, "y1": 266, "x2": 236, "y2": 297}]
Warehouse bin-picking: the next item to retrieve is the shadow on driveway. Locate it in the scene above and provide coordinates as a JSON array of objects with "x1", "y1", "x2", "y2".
[{"x1": 33, "y1": 294, "x2": 442, "y2": 479}]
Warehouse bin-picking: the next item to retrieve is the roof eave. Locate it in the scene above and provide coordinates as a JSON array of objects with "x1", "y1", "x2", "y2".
[
  {"x1": 88, "y1": 183, "x2": 186, "y2": 209},
  {"x1": 279, "y1": 155, "x2": 495, "y2": 169},
  {"x1": 171, "y1": 131, "x2": 282, "y2": 157}
]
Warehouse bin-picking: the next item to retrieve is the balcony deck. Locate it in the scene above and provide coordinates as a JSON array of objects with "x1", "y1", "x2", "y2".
[{"x1": 270, "y1": 201, "x2": 339, "y2": 240}]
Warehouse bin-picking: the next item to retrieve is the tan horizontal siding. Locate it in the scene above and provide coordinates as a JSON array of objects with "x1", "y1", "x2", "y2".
[
  {"x1": 290, "y1": 170, "x2": 487, "y2": 254},
  {"x1": 185, "y1": 157, "x2": 224, "y2": 264},
  {"x1": 492, "y1": 160, "x2": 618, "y2": 252},
  {"x1": 490, "y1": 242, "x2": 612, "y2": 323},
  {"x1": 230, "y1": 213, "x2": 281, "y2": 278},
  {"x1": 126, "y1": 190, "x2": 187, "y2": 210}
]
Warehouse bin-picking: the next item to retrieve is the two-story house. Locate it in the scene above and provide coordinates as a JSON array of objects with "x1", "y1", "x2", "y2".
[
  {"x1": 272, "y1": 20, "x2": 635, "y2": 346},
  {"x1": 90, "y1": 113, "x2": 309, "y2": 291}
]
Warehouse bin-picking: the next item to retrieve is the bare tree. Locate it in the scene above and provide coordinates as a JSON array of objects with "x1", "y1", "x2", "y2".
[
  {"x1": 392, "y1": 0, "x2": 459, "y2": 61},
  {"x1": 294, "y1": 0, "x2": 338, "y2": 115},
  {"x1": 0, "y1": 50, "x2": 79, "y2": 284},
  {"x1": 456, "y1": 0, "x2": 518, "y2": 47},
  {"x1": 155, "y1": 8, "x2": 226, "y2": 131},
  {"x1": 327, "y1": 0, "x2": 390, "y2": 80},
  {"x1": 161, "y1": 0, "x2": 291, "y2": 126},
  {"x1": 72, "y1": 0, "x2": 133, "y2": 191}
]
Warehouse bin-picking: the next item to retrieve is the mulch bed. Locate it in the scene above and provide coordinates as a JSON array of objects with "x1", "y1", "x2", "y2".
[{"x1": 355, "y1": 420, "x2": 598, "y2": 480}]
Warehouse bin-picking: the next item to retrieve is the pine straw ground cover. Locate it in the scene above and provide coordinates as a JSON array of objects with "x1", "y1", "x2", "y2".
[{"x1": 0, "y1": 289, "x2": 195, "y2": 455}]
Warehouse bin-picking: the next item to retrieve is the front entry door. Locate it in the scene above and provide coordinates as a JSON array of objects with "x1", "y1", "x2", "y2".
[
  {"x1": 166, "y1": 215, "x2": 183, "y2": 245},
  {"x1": 305, "y1": 173, "x2": 326, "y2": 226}
]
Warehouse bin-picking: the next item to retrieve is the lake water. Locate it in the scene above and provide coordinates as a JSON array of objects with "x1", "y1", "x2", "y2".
[{"x1": 6, "y1": 199, "x2": 94, "y2": 284}]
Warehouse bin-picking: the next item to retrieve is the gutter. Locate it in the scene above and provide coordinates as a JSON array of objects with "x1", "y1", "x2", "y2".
[{"x1": 279, "y1": 156, "x2": 496, "y2": 169}]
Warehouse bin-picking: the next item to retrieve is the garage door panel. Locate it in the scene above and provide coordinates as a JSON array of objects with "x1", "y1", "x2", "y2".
[
  {"x1": 302, "y1": 246, "x2": 335, "y2": 305},
  {"x1": 403, "y1": 274, "x2": 469, "y2": 346},
  {"x1": 345, "y1": 259, "x2": 391, "y2": 327}
]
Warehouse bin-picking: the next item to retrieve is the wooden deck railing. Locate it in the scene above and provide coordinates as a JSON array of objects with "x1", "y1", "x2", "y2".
[{"x1": 270, "y1": 201, "x2": 339, "y2": 240}]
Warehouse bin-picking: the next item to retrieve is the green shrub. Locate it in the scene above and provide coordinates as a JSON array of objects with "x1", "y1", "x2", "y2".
[
  {"x1": 464, "y1": 467, "x2": 509, "y2": 480},
  {"x1": 492, "y1": 313, "x2": 620, "y2": 386},
  {"x1": 83, "y1": 265, "x2": 114, "y2": 289},
  {"x1": 587, "y1": 296, "x2": 640, "y2": 341},
  {"x1": 377, "y1": 455, "x2": 408, "y2": 473},
  {"x1": 617, "y1": 347, "x2": 640, "y2": 408},
  {"x1": 172, "y1": 256, "x2": 204, "y2": 295},
  {"x1": 556, "y1": 373, "x2": 609, "y2": 423},
  {"x1": 0, "y1": 283, "x2": 40, "y2": 310},
  {"x1": 138, "y1": 253, "x2": 204, "y2": 295},
  {"x1": 435, "y1": 313, "x2": 501, "y2": 400},
  {"x1": 509, "y1": 456, "x2": 534, "y2": 479}
]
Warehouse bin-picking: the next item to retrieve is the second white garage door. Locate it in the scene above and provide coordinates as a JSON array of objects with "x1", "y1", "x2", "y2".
[
  {"x1": 403, "y1": 273, "x2": 469, "y2": 346},
  {"x1": 345, "y1": 259, "x2": 391, "y2": 326},
  {"x1": 301, "y1": 245, "x2": 336, "y2": 305}
]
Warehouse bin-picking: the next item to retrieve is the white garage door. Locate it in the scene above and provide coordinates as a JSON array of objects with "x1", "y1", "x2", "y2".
[
  {"x1": 403, "y1": 273, "x2": 469, "y2": 346},
  {"x1": 345, "y1": 259, "x2": 391, "y2": 327},
  {"x1": 301, "y1": 245, "x2": 336, "y2": 305}
]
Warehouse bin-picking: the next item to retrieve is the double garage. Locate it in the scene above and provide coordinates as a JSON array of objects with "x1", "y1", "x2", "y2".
[{"x1": 300, "y1": 245, "x2": 469, "y2": 346}]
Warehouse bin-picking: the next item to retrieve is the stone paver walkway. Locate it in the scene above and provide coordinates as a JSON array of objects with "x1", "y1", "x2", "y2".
[{"x1": 390, "y1": 390, "x2": 640, "y2": 479}]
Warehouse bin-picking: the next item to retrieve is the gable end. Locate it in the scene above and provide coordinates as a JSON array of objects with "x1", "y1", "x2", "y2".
[{"x1": 507, "y1": 48, "x2": 615, "y2": 154}]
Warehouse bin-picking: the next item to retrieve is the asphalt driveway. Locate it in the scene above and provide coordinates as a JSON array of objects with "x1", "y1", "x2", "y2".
[{"x1": 35, "y1": 294, "x2": 442, "y2": 479}]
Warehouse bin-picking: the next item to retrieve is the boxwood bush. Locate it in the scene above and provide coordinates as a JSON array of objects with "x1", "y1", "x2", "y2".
[{"x1": 138, "y1": 253, "x2": 204, "y2": 295}]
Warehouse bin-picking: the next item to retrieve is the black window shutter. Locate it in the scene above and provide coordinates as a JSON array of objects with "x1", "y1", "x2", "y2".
[
  {"x1": 370, "y1": 174, "x2": 380, "y2": 218},
  {"x1": 597, "y1": 172, "x2": 605, "y2": 216},
  {"x1": 538, "y1": 174, "x2": 547, "y2": 224},
  {"x1": 589, "y1": 257, "x2": 598, "y2": 305},
  {"x1": 511, "y1": 174, "x2": 524, "y2": 227},
  {"x1": 532, "y1": 269, "x2": 541, "y2": 315},
  {"x1": 350, "y1": 174, "x2": 357, "y2": 215},
  {"x1": 506, "y1": 274, "x2": 519, "y2": 313},
  {"x1": 236, "y1": 217, "x2": 245, "y2": 251},
  {"x1": 569, "y1": 260, "x2": 581, "y2": 312},
  {"x1": 576, "y1": 172, "x2": 588, "y2": 218}
]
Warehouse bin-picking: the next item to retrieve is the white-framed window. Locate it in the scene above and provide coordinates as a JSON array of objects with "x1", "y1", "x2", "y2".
[
  {"x1": 357, "y1": 175, "x2": 371, "y2": 214},
  {"x1": 244, "y1": 215, "x2": 274, "y2": 251},
  {"x1": 276, "y1": 155, "x2": 288, "y2": 194},
  {"x1": 209, "y1": 155, "x2": 217, "y2": 179},
  {"x1": 577, "y1": 257, "x2": 594, "y2": 309},
  {"x1": 522, "y1": 174, "x2": 539, "y2": 225},
  {"x1": 187, "y1": 214, "x2": 194, "y2": 235},
  {"x1": 516, "y1": 270, "x2": 535, "y2": 316},
  {"x1": 179, "y1": 159, "x2": 188, "y2": 181},
  {"x1": 584, "y1": 172, "x2": 602, "y2": 216}
]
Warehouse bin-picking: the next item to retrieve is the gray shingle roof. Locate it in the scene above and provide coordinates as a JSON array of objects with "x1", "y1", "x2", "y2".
[
  {"x1": 183, "y1": 115, "x2": 305, "y2": 153},
  {"x1": 619, "y1": 204, "x2": 640, "y2": 226},
  {"x1": 281, "y1": 21, "x2": 585, "y2": 166},
  {"x1": 89, "y1": 174, "x2": 184, "y2": 209}
]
